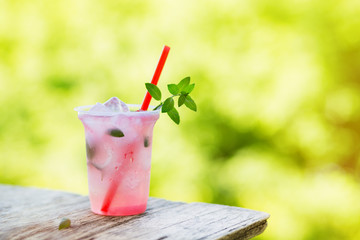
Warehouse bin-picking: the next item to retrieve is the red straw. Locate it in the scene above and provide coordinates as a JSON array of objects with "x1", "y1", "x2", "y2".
[
  {"x1": 100, "y1": 45, "x2": 170, "y2": 214},
  {"x1": 101, "y1": 180, "x2": 119, "y2": 213},
  {"x1": 140, "y1": 45, "x2": 170, "y2": 111}
]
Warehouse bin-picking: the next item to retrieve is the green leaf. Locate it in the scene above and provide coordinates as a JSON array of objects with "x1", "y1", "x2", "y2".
[
  {"x1": 183, "y1": 83, "x2": 195, "y2": 94},
  {"x1": 144, "y1": 136, "x2": 150, "y2": 147},
  {"x1": 167, "y1": 107, "x2": 180, "y2": 124},
  {"x1": 108, "y1": 129, "x2": 125, "y2": 137},
  {"x1": 177, "y1": 77, "x2": 190, "y2": 91},
  {"x1": 86, "y1": 141, "x2": 96, "y2": 159},
  {"x1": 184, "y1": 95, "x2": 197, "y2": 112},
  {"x1": 59, "y1": 218, "x2": 71, "y2": 230},
  {"x1": 167, "y1": 84, "x2": 179, "y2": 95},
  {"x1": 178, "y1": 94, "x2": 186, "y2": 107},
  {"x1": 162, "y1": 97, "x2": 174, "y2": 113},
  {"x1": 145, "y1": 83, "x2": 161, "y2": 101}
]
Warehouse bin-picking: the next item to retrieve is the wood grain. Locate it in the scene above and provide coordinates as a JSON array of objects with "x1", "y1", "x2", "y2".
[{"x1": 0, "y1": 184, "x2": 269, "y2": 240}]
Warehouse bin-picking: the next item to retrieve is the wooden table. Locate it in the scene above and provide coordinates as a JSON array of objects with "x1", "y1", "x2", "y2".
[{"x1": 0, "y1": 184, "x2": 269, "y2": 240}]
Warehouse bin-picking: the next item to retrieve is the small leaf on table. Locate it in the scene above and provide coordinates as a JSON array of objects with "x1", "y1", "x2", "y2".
[{"x1": 59, "y1": 218, "x2": 71, "y2": 230}]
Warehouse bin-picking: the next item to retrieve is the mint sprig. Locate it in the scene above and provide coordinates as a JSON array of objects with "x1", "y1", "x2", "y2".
[{"x1": 145, "y1": 76, "x2": 197, "y2": 124}]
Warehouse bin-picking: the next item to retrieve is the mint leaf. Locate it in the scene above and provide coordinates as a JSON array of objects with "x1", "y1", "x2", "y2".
[
  {"x1": 183, "y1": 83, "x2": 195, "y2": 94},
  {"x1": 177, "y1": 77, "x2": 190, "y2": 91},
  {"x1": 162, "y1": 97, "x2": 174, "y2": 113},
  {"x1": 145, "y1": 83, "x2": 161, "y2": 101},
  {"x1": 178, "y1": 94, "x2": 186, "y2": 107},
  {"x1": 59, "y1": 218, "x2": 71, "y2": 230},
  {"x1": 167, "y1": 84, "x2": 179, "y2": 95},
  {"x1": 184, "y1": 95, "x2": 197, "y2": 112},
  {"x1": 86, "y1": 141, "x2": 96, "y2": 159},
  {"x1": 108, "y1": 129, "x2": 125, "y2": 137},
  {"x1": 144, "y1": 136, "x2": 150, "y2": 147},
  {"x1": 167, "y1": 107, "x2": 180, "y2": 124}
]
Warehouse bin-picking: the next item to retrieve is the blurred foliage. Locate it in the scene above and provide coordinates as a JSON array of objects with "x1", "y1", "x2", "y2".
[{"x1": 1, "y1": 0, "x2": 360, "y2": 239}]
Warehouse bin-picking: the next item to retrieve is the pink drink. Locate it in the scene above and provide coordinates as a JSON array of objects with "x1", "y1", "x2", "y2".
[{"x1": 75, "y1": 104, "x2": 159, "y2": 216}]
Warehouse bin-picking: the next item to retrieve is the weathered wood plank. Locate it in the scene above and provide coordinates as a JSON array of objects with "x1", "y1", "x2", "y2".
[{"x1": 0, "y1": 184, "x2": 269, "y2": 240}]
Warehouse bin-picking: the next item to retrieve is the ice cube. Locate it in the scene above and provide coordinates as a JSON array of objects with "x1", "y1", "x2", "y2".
[
  {"x1": 89, "y1": 102, "x2": 109, "y2": 112},
  {"x1": 104, "y1": 97, "x2": 129, "y2": 112},
  {"x1": 88, "y1": 97, "x2": 130, "y2": 113}
]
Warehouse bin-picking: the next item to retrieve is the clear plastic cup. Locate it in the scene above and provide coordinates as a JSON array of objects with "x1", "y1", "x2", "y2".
[{"x1": 75, "y1": 104, "x2": 160, "y2": 216}]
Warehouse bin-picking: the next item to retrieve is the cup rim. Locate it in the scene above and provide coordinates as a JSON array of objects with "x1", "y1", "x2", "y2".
[{"x1": 74, "y1": 104, "x2": 160, "y2": 116}]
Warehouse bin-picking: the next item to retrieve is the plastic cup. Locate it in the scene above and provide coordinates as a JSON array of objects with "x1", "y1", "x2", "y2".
[{"x1": 75, "y1": 104, "x2": 160, "y2": 216}]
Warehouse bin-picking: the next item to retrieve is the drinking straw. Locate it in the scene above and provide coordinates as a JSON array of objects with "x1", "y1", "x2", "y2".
[
  {"x1": 101, "y1": 45, "x2": 171, "y2": 214},
  {"x1": 140, "y1": 45, "x2": 170, "y2": 111}
]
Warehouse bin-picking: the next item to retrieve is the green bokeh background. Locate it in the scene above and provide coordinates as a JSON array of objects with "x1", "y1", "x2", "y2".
[{"x1": 1, "y1": 0, "x2": 360, "y2": 239}]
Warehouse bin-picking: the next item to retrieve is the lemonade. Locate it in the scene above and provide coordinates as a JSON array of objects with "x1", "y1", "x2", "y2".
[{"x1": 75, "y1": 97, "x2": 160, "y2": 216}]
